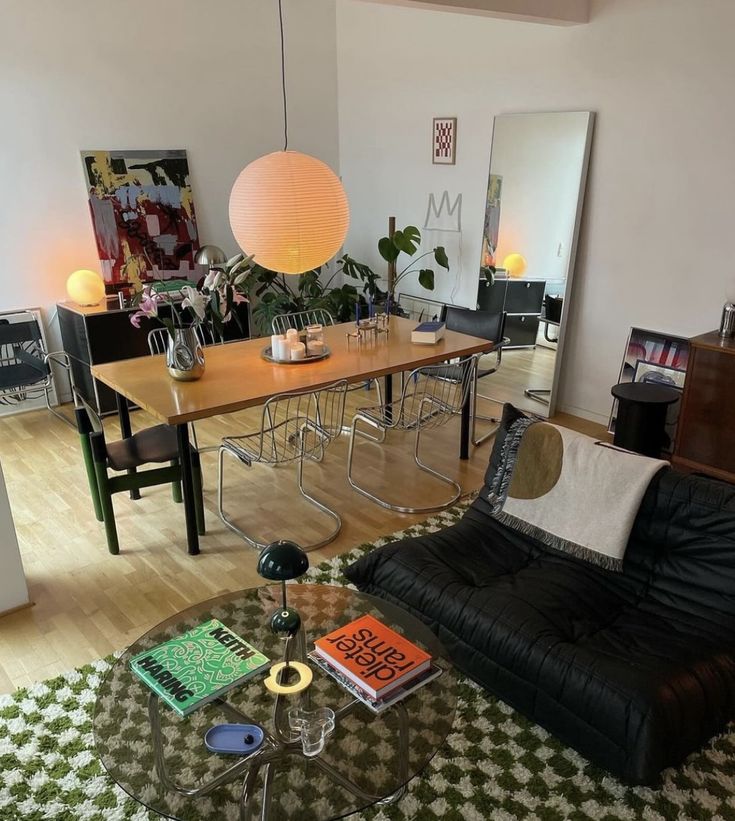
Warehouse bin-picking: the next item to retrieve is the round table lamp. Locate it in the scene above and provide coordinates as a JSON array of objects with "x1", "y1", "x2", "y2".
[
  {"x1": 258, "y1": 540, "x2": 309, "y2": 636},
  {"x1": 503, "y1": 253, "x2": 528, "y2": 279},
  {"x1": 229, "y1": 150, "x2": 350, "y2": 275},
  {"x1": 66, "y1": 269, "x2": 105, "y2": 306},
  {"x1": 195, "y1": 245, "x2": 227, "y2": 269}
]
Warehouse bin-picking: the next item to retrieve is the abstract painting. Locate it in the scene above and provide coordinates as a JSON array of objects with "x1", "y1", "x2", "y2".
[
  {"x1": 81, "y1": 149, "x2": 199, "y2": 287},
  {"x1": 432, "y1": 117, "x2": 457, "y2": 165},
  {"x1": 481, "y1": 173, "x2": 502, "y2": 269}
]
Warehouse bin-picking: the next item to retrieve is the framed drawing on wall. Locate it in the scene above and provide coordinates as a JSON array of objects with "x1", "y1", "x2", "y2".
[
  {"x1": 432, "y1": 117, "x2": 457, "y2": 165},
  {"x1": 608, "y1": 326, "x2": 690, "y2": 454}
]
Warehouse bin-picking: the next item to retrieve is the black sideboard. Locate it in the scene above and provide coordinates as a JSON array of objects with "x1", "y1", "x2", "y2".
[
  {"x1": 57, "y1": 300, "x2": 250, "y2": 414},
  {"x1": 477, "y1": 277, "x2": 545, "y2": 348}
]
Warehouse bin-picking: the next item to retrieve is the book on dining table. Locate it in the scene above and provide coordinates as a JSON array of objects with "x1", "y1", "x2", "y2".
[
  {"x1": 313, "y1": 613, "x2": 432, "y2": 699},
  {"x1": 411, "y1": 321, "x2": 446, "y2": 344},
  {"x1": 129, "y1": 618, "x2": 270, "y2": 717}
]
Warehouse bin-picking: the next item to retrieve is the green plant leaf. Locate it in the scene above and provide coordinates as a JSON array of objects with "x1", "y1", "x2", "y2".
[
  {"x1": 378, "y1": 236, "x2": 399, "y2": 264},
  {"x1": 418, "y1": 268, "x2": 435, "y2": 290},
  {"x1": 393, "y1": 226, "x2": 420, "y2": 256},
  {"x1": 434, "y1": 246, "x2": 449, "y2": 270}
]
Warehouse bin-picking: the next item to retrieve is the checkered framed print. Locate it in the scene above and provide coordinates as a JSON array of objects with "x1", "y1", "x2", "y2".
[{"x1": 432, "y1": 117, "x2": 457, "y2": 165}]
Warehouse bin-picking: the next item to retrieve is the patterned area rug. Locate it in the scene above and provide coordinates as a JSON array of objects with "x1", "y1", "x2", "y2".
[{"x1": 2, "y1": 501, "x2": 735, "y2": 820}]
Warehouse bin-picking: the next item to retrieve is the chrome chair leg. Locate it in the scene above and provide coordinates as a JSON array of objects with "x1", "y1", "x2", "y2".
[
  {"x1": 347, "y1": 413, "x2": 461, "y2": 514},
  {"x1": 218, "y1": 445, "x2": 341, "y2": 552},
  {"x1": 471, "y1": 384, "x2": 503, "y2": 446}
]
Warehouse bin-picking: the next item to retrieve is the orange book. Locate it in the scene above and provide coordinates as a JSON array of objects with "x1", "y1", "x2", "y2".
[{"x1": 314, "y1": 614, "x2": 432, "y2": 699}]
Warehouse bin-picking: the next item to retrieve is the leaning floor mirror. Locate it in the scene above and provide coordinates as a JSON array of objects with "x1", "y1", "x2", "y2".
[{"x1": 476, "y1": 111, "x2": 595, "y2": 417}]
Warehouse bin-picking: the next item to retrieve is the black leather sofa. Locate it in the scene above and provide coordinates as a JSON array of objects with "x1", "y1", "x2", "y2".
[{"x1": 345, "y1": 462, "x2": 735, "y2": 784}]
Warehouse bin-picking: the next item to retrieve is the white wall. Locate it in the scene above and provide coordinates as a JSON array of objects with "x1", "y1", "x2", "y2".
[
  {"x1": 337, "y1": 0, "x2": 735, "y2": 422},
  {"x1": 0, "y1": 462, "x2": 29, "y2": 615},
  {"x1": 0, "y1": 0, "x2": 339, "y2": 348}
]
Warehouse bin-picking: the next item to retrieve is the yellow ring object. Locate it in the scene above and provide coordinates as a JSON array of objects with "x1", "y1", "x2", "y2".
[{"x1": 264, "y1": 662, "x2": 313, "y2": 695}]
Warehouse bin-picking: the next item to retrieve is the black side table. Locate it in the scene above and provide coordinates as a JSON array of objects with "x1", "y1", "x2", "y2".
[{"x1": 611, "y1": 382, "x2": 680, "y2": 458}]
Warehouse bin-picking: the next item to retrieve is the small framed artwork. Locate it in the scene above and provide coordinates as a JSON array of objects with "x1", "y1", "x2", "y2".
[{"x1": 432, "y1": 117, "x2": 457, "y2": 165}]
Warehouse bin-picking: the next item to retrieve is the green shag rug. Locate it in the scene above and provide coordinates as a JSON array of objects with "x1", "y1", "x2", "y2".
[{"x1": 2, "y1": 501, "x2": 735, "y2": 820}]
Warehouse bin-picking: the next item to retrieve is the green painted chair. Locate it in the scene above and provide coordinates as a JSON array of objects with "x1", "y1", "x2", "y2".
[{"x1": 74, "y1": 398, "x2": 205, "y2": 555}]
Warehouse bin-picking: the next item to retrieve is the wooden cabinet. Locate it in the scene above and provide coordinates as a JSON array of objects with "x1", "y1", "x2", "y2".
[
  {"x1": 672, "y1": 331, "x2": 735, "y2": 483},
  {"x1": 58, "y1": 301, "x2": 250, "y2": 415}
]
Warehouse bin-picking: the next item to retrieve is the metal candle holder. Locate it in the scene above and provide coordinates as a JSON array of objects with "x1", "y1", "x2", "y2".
[{"x1": 346, "y1": 314, "x2": 390, "y2": 346}]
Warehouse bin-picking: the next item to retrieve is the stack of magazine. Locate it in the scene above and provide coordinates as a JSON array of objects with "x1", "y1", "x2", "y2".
[{"x1": 310, "y1": 614, "x2": 441, "y2": 714}]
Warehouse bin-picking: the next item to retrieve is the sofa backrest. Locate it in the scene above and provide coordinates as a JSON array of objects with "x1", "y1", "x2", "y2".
[{"x1": 627, "y1": 468, "x2": 735, "y2": 625}]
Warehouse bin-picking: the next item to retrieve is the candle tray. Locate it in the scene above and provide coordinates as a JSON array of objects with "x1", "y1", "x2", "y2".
[{"x1": 261, "y1": 345, "x2": 331, "y2": 364}]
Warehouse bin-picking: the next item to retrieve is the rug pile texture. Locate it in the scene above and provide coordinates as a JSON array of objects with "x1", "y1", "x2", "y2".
[{"x1": 1, "y1": 502, "x2": 735, "y2": 820}]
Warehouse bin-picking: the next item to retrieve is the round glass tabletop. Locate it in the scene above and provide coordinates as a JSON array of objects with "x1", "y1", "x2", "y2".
[{"x1": 94, "y1": 583, "x2": 457, "y2": 820}]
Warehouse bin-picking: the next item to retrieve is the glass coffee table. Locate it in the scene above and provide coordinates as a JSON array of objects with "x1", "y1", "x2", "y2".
[{"x1": 94, "y1": 583, "x2": 457, "y2": 820}]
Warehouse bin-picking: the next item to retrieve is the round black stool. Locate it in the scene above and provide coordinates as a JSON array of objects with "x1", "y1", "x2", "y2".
[{"x1": 611, "y1": 382, "x2": 680, "y2": 458}]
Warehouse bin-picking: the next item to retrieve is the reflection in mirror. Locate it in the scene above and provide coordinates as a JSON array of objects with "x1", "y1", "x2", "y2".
[{"x1": 476, "y1": 111, "x2": 594, "y2": 417}]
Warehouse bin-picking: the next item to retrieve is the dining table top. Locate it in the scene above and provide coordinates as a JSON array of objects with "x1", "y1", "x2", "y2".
[{"x1": 90, "y1": 316, "x2": 495, "y2": 426}]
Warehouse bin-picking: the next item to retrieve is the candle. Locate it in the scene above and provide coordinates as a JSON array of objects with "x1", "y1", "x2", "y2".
[
  {"x1": 355, "y1": 302, "x2": 360, "y2": 325},
  {"x1": 386, "y1": 294, "x2": 391, "y2": 317},
  {"x1": 290, "y1": 342, "x2": 306, "y2": 360},
  {"x1": 285, "y1": 328, "x2": 298, "y2": 343},
  {"x1": 368, "y1": 296, "x2": 373, "y2": 319},
  {"x1": 307, "y1": 339, "x2": 325, "y2": 356},
  {"x1": 271, "y1": 334, "x2": 285, "y2": 360}
]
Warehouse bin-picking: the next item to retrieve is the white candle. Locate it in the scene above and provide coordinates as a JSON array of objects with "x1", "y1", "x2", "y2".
[
  {"x1": 285, "y1": 328, "x2": 299, "y2": 344},
  {"x1": 271, "y1": 334, "x2": 285, "y2": 360},
  {"x1": 290, "y1": 342, "x2": 306, "y2": 360},
  {"x1": 307, "y1": 339, "x2": 325, "y2": 356}
]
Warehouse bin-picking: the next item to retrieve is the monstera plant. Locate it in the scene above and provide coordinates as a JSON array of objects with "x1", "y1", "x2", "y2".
[{"x1": 235, "y1": 224, "x2": 451, "y2": 334}]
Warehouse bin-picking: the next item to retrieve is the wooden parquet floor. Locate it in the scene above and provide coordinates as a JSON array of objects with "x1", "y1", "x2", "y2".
[{"x1": 0, "y1": 386, "x2": 605, "y2": 694}]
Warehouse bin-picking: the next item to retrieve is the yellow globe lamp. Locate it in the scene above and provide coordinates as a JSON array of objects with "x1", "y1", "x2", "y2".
[
  {"x1": 66, "y1": 269, "x2": 105, "y2": 306},
  {"x1": 229, "y1": 150, "x2": 350, "y2": 275},
  {"x1": 503, "y1": 253, "x2": 527, "y2": 279}
]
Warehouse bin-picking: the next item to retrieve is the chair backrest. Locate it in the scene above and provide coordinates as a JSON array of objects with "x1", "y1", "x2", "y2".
[
  {"x1": 272, "y1": 309, "x2": 335, "y2": 335},
  {"x1": 0, "y1": 313, "x2": 49, "y2": 395},
  {"x1": 398, "y1": 356, "x2": 476, "y2": 431},
  {"x1": 255, "y1": 379, "x2": 348, "y2": 464},
  {"x1": 73, "y1": 390, "x2": 104, "y2": 436},
  {"x1": 443, "y1": 306, "x2": 507, "y2": 346},
  {"x1": 397, "y1": 293, "x2": 445, "y2": 323},
  {"x1": 147, "y1": 323, "x2": 217, "y2": 356}
]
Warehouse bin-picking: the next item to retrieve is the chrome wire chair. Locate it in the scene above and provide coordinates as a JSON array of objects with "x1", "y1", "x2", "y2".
[
  {"x1": 272, "y1": 310, "x2": 382, "y2": 409},
  {"x1": 271, "y1": 309, "x2": 336, "y2": 335},
  {"x1": 347, "y1": 356, "x2": 476, "y2": 514},
  {"x1": 0, "y1": 310, "x2": 75, "y2": 427},
  {"x1": 218, "y1": 379, "x2": 348, "y2": 551}
]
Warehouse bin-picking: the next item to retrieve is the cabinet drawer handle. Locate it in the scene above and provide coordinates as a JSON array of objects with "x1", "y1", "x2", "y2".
[{"x1": 520, "y1": 316, "x2": 525, "y2": 322}]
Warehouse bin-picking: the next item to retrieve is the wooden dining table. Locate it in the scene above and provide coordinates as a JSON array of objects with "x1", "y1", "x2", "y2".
[{"x1": 90, "y1": 316, "x2": 494, "y2": 555}]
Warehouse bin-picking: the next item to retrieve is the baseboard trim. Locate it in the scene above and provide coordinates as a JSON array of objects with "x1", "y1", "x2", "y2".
[{"x1": 0, "y1": 600, "x2": 34, "y2": 619}]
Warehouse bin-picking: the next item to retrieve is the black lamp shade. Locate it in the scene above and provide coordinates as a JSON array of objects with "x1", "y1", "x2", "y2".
[{"x1": 257, "y1": 541, "x2": 309, "y2": 582}]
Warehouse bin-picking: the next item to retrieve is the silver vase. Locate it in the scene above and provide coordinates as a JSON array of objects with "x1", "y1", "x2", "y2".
[{"x1": 167, "y1": 326, "x2": 205, "y2": 381}]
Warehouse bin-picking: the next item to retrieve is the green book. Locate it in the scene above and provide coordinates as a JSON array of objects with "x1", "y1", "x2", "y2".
[{"x1": 129, "y1": 618, "x2": 270, "y2": 717}]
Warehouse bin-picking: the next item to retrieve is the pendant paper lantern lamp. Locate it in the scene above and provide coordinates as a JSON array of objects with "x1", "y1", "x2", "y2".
[
  {"x1": 503, "y1": 253, "x2": 528, "y2": 279},
  {"x1": 66, "y1": 269, "x2": 105, "y2": 306},
  {"x1": 229, "y1": 150, "x2": 350, "y2": 275}
]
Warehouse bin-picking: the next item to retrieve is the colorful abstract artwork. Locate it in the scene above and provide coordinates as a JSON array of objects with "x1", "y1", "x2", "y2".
[
  {"x1": 81, "y1": 149, "x2": 199, "y2": 287},
  {"x1": 481, "y1": 173, "x2": 503, "y2": 269}
]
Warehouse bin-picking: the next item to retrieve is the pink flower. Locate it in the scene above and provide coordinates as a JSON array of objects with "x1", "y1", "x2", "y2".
[
  {"x1": 233, "y1": 292, "x2": 249, "y2": 305},
  {"x1": 130, "y1": 311, "x2": 144, "y2": 328}
]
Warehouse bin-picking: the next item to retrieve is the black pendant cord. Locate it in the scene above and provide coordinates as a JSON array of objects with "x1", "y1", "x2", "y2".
[{"x1": 278, "y1": 0, "x2": 288, "y2": 151}]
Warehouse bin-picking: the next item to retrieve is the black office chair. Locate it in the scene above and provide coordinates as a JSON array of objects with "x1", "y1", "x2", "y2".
[
  {"x1": 0, "y1": 310, "x2": 74, "y2": 426},
  {"x1": 439, "y1": 306, "x2": 509, "y2": 446}
]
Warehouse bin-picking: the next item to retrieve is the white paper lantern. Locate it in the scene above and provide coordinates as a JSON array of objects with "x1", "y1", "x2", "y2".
[{"x1": 229, "y1": 150, "x2": 350, "y2": 275}]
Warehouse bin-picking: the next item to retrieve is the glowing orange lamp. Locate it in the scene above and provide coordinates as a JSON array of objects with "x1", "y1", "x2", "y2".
[
  {"x1": 66, "y1": 269, "x2": 105, "y2": 306},
  {"x1": 229, "y1": 150, "x2": 349, "y2": 275},
  {"x1": 503, "y1": 253, "x2": 528, "y2": 279}
]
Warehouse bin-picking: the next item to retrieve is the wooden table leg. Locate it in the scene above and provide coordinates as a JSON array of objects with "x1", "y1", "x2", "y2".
[
  {"x1": 460, "y1": 388, "x2": 470, "y2": 460},
  {"x1": 116, "y1": 393, "x2": 140, "y2": 500},
  {"x1": 176, "y1": 424, "x2": 200, "y2": 556}
]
